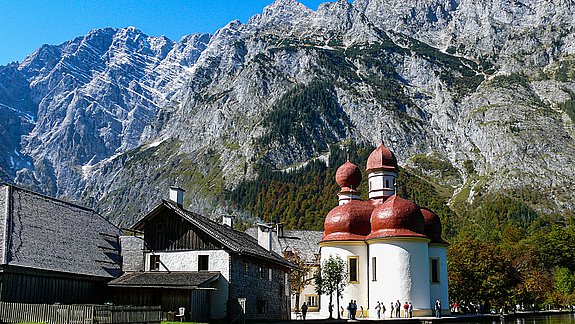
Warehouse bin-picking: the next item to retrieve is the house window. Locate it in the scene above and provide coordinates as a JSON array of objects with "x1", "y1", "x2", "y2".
[
  {"x1": 385, "y1": 179, "x2": 390, "y2": 188},
  {"x1": 257, "y1": 299, "x2": 268, "y2": 314},
  {"x1": 244, "y1": 263, "x2": 249, "y2": 276},
  {"x1": 259, "y1": 266, "x2": 266, "y2": 279},
  {"x1": 306, "y1": 294, "x2": 319, "y2": 307},
  {"x1": 269, "y1": 268, "x2": 273, "y2": 281},
  {"x1": 372, "y1": 257, "x2": 377, "y2": 281},
  {"x1": 149, "y1": 255, "x2": 160, "y2": 271},
  {"x1": 198, "y1": 255, "x2": 209, "y2": 271},
  {"x1": 348, "y1": 256, "x2": 359, "y2": 283},
  {"x1": 430, "y1": 258, "x2": 440, "y2": 284},
  {"x1": 155, "y1": 222, "x2": 164, "y2": 232}
]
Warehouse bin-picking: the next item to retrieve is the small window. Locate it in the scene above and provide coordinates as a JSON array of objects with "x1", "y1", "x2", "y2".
[
  {"x1": 149, "y1": 255, "x2": 160, "y2": 271},
  {"x1": 257, "y1": 299, "x2": 268, "y2": 314},
  {"x1": 385, "y1": 179, "x2": 390, "y2": 188},
  {"x1": 156, "y1": 223, "x2": 164, "y2": 232},
  {"x1": 306, "y1": 295, "x2": 319, "y2": 307},
  {"x1": 244, "y1": 263, "x2": 249, "y2": 276},
  {"x1": 431, "y1": 258, "x2": 440, "y2": 284},
  {"x1": 372, "y1": 257, "x2": 377, "y2": 281},
  {"x1": 369, "y1": 180, "x2": 372, "y2": 191},
  {"x1": 348, "y1": 256, "x2": 359, "y2": 283},
  {"x1": 259, "y1": 266, "x2": 267, "y2": 279},
  {"x1": 198, "y1": 255, "x2": 209, "y2": 271},
  {"x1": 269, "y1": 268, "x2": 273, "y2": 281}
]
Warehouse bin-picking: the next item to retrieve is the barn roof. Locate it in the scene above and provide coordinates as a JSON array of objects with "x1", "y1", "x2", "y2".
[
  {"x1": 132, "y1": 200, "x2": 295, "y2": 269},
  {"x1": 0, "y1": 183, "x2": 122, "y2": 279},
  {"x1": 108, "y1": 271, "x2": 219, "y2": 289}
]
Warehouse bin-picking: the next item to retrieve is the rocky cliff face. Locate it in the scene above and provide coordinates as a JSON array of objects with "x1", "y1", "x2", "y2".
[{"x1": 1, "y1": 0, "x2": 574, "y2": 225}]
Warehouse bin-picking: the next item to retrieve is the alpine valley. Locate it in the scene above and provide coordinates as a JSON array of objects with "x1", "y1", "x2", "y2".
[{"x1": 1, "y1": 0, "x2": 574, "y2": 235}]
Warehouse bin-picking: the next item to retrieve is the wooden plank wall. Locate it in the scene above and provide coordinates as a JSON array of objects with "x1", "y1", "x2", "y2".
[{"x1": 0, "y1": 301, "x2": 162, "y2": 324}]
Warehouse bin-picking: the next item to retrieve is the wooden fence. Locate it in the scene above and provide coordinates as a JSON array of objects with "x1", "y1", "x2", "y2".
[{"x1": 0, "y1": 301, "x2": 161, "y2": 324}]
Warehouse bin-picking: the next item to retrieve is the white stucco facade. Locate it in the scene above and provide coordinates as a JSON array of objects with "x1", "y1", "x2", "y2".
[
  {"x1": 367, "y1": 170, "x2": 398, "y2": 200},
  {"x1": 428, "y1": 244, "x2": 449, "y2": 313},
  {"x1": 319, "y1": 242, "x2": 368, "y2": 318},
  {"x1": 144, "y1": 250, "x2": 230, "y2": 319},
  {"x1": 367, "y1": 238, "x2": 431, "y2": 317}
]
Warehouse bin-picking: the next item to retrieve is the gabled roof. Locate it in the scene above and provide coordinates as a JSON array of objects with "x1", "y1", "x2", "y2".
[
  {"x1": 132, "y1": 200, "x2": 295, "y2": 269},
  {"x1": 245, "y1": 227, "x2": 322, "y2": 265},
  {"x1": 109, "y1": 271, "x2": 220, "y2": 289},
  {"x1": 0, "y1": 183, "x2": 122, "y2": 278}
]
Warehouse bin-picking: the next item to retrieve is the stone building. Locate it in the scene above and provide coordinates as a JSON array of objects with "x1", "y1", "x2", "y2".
[
  {"x1": 320, "y1": 143, "x2": 449, "y2": 318},
  {"x1": 0, "y1": 183, "x2": 122, "y2": 304},
  {"x1": 111, "y1": 187, "x2": 295, "y2": 322},
  {"x1": 246, "y1": 224, "x2": 323, "y2": 311}
]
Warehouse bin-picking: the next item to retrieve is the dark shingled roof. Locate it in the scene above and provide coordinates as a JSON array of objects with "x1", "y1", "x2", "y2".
[
  {"x1": 0, "y1": 183, "x2": 122, "y2": 278},
  {"x1": 245, "y1": 228, "x2": 322, "y2": 264},
  {"x1": 108, "y1": 271, "x2": 219, "y2": 289},
  {"x1": 132, "y1": 200, "x2": 295, "y2": 269}
]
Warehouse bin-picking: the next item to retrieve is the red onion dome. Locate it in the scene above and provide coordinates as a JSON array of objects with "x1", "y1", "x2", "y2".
[
  {"x1": 367, "y1": 195, "x2": 427, "y2": 239},
  {"x1": 322, "y1": 200, "x2": 374, "y2": 241},
  {"x1": 421, "y1": 207, "x2": 447, "y2": 244},
  {"x1": 335, "y1": 161, "x2": 362, "y2": 189},
  {"x1": 366, "y1": 143, "x2": 398, "y2": 172}
]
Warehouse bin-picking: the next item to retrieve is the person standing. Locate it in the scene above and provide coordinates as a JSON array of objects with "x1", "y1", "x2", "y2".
[
  {"x1": 382, "y1": 303, "x2": 386, "y2": 319},
  {"x1": 301, "y1": 302, "x2": 308, "y2": 320},
  {"x1": 403, "y1": 301, "x2": 409, "y2": 318},
  {"x1": 435, "y1": 299, "x2": 442, "y2": 318},
  {"x1": 352, "y1": 300, "x2": 358, "y2": 320},
  {"x1": 375, "y1": 301, "x2": 382, "y2": 319},
  {"x1": 390, "y1": 302, "x2": 394, "y2": 318},
  {"x1": 347, "y1": 300, "x2": 353, "y2": 319},
  {"x1": 396, "y1": 300, "x2": 401, "y2": 318},
  {"x1": 359, "y1": 305, "x2": 364, "y2": 318},
  {"x1": 408, "y1": 302, "x2": 413, "y2": 318}
]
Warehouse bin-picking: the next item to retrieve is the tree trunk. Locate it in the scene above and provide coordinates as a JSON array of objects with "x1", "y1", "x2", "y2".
[
  {"x1": 337, "y1": 289, "x2": 341, "y2": 319},
  {"x1": 295, "y1": 293, "x2": 300, "y2": 311},
  {"x1": 329, "y1": 293, "x2": 334, "y2": 319}
]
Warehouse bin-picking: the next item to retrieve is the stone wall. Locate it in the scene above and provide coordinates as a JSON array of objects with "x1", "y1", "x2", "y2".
[
  {"x1": 0, "y1": 184, "x2": 7, "y2": 264},
  {"x1": 229, "y1": 254, "x2": 290, "y2": 320}
]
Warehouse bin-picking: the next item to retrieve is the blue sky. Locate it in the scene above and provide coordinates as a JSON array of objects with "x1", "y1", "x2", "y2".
[{"x1": 0, "y1": 0, "x2": 334, "y2": 65}]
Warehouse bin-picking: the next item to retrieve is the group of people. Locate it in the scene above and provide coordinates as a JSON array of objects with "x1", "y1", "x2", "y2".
[
  {"x1": 345, "y1": 300, "x2": 362, "y2": 319},
  {"x1": 374, "y1": 300, "x2": 413, "y2": 319}
]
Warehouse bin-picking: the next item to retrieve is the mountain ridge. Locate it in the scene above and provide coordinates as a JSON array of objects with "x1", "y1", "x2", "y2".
[{"x1": 0, "y1": 0, "x2": 573, "y2": 226}]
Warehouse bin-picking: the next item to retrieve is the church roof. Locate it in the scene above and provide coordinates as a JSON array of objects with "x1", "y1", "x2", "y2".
[
  {"x1": 336, "y1": 161, "x2": 362, "y2": 190},
  {"x1": 367, "y1": 195, "x2": 427, "y2": 240},
  {"x1": 322, "y1": 200, "x2": 373, "y2": 241},
  {"x1": 366, "y1": 143, "x2": 399, "y2": 172},
  {"x1": 0, "y1": 183, "x2": 122, "y2": 278}
]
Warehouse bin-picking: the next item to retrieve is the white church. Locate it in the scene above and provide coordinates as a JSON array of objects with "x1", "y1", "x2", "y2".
[{"x1": 319, "y1": 143, "x2": 449, "y2": 318}]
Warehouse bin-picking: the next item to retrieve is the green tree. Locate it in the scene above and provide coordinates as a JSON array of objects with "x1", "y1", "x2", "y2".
[
  {"x1": 448, "y1": 238, "x2": 519, "y2": 310},
  {"x1": 284, "y1": 250, "x2": 313, "y2": 311},
  {"x1": 315, "y1": 255, "x2": 347, "y2": 319}
]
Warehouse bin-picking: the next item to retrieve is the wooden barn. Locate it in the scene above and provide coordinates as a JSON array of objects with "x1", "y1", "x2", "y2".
[
  {"x1": 0, "y1": 183, "x2": 122, "y2": 304},
  {"x1": 109, "y1": 187, "x2": 295, "y2": 322}
]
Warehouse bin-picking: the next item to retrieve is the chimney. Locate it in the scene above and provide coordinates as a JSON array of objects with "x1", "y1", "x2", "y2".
[
  {"x1": 276, "y1": 223, "x2": 284, "y2": 238},
  {"x1": 169, "y1": 186, "x2": 185, "y2": 206},
  {"x1": 257, "y1": 224, "x2": 273, "y2": 251},
  {"x1": 222, "y1": 214, "x2": 235, "y2": 228}
]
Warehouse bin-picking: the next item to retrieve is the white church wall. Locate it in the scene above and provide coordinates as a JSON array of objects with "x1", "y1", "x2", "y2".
[
  {"x1": 368, "y1": 238, "x2": 431, "y2": 317},
  {"x1": 429, "y1": 244, "x2": 450, "y2": 315},
  {"x1": 319, "y1": 243, "x2": 368, "y2": 318}
]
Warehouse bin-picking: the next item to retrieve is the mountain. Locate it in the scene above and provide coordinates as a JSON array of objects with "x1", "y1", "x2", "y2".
[{"x1": 0, "y1": 0, "x2": 574, "y2": 227}]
